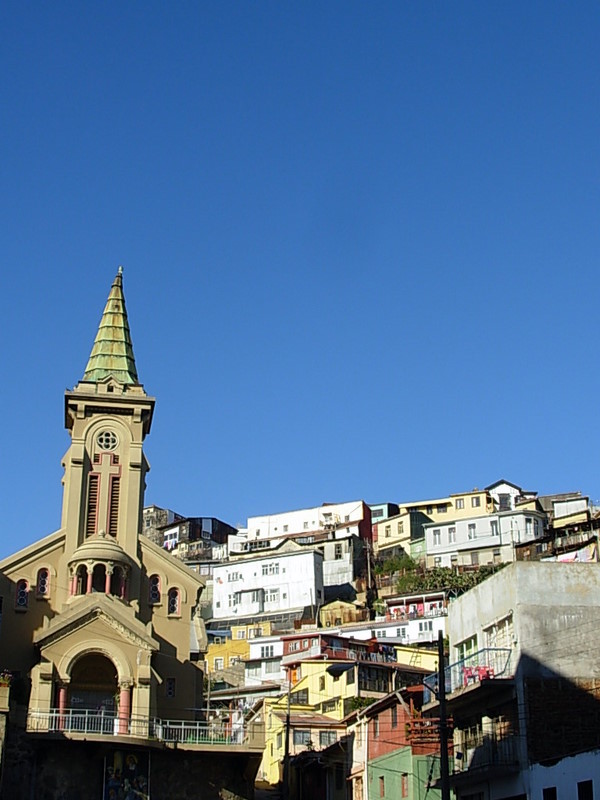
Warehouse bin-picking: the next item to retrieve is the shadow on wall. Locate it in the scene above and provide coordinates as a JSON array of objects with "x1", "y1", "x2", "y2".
[{"x1": 451, "y1": 650, "x2": 600, "y2": 796}]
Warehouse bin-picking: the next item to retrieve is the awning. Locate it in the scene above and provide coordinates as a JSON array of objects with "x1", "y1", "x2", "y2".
[{"x1": 326, "y1": 662, "x2": 355, "y2": 677}]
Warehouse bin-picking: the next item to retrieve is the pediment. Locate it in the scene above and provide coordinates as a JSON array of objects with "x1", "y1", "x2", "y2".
[
  {"x1": 33, "y1": 593, "x2": 158, "y2": 652},
  {"x1": 276, "y1": 539, "x2": 303, "y2": 553}
]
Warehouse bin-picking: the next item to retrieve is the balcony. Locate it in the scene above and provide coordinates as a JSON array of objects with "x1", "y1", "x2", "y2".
[
  {"x1": 451, "y1": 732, "x2": 520, "y2": 785},
  {"x1": 281, "y1": 644, "x2": 397, "y2": 666},
  {"x1": 26, "y1": 709, "x2": 265, "y2": 751},
  {"x1": 423, "y1": 647, "x2": 513, "y2": 702},
  {"x1": 381, "y1": 607, "x2": 448, "y2": 622}
]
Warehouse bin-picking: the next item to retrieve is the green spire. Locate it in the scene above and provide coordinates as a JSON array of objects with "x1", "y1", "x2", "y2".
[{"x1": 82, "y1": 267, "x2": 139, "y2": 385}]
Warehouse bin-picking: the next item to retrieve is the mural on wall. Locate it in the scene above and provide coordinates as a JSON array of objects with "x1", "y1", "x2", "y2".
[{"x1": 104, "y1": 751, "x2": 149, "y2": 800}]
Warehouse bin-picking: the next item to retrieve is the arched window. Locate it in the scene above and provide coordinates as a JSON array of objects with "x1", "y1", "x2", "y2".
[
  {"x1": 76, "y1": 565, "x2": 88, "y2": 595},
  {"x1": 149, "y1": 574, "x2": 161, "y2": 604},
  {"x1": 167, "y1": 587, "x2": 180, "y2": 616},
  {"x1": 92, "y1": 564, "x2": 106, "y2": 593},
  {"x1": 15, "y1": 579, "x2": 29, "y2": 610},
  {"x1": 36, "y1": 568, "x2": 50, "y2": 598},
  {"x1": 111, "y1": 566, "x2": 126, "y2": 599}
]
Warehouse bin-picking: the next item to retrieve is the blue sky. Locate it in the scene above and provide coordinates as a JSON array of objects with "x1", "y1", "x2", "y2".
[{"x1": 1, "y1": 2, "x2": 599, "y2": 557}]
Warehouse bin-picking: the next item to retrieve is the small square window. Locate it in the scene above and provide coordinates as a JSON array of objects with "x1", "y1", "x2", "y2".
[{"x1": 293, "y1": 729, "x2": 311, "y2": 746}]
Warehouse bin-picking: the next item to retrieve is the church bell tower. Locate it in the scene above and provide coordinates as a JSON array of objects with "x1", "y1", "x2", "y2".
[{"x1": 60, "y1": 268, "x2": 155, "y2": 575}]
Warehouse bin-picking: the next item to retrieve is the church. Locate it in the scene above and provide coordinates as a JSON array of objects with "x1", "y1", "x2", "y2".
[{"x1": 0, "y1": 270, "x2": 261, "y2": 800}]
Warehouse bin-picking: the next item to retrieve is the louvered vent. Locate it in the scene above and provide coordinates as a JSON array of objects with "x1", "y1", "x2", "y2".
[
  {"x1": 108, "y1": 477, "x2": 120, "y2": 536},
  {"x1": 86, "y1": 474, "x2": 99, "y2": 537}
]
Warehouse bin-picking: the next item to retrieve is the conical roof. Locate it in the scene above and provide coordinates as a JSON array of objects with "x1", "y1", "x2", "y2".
[{"x1": 82, "y1": 267, "x2": 139, "y2": 384}]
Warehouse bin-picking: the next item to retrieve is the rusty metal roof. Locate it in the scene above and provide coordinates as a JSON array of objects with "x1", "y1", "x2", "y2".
[{"x1": 82, "y1": 267, "x2": 139, "y2": 384}]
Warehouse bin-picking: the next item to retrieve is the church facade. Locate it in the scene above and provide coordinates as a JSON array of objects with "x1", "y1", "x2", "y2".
[{"x1": 0, "y1": 271, "x2": 262, "y2": 800}]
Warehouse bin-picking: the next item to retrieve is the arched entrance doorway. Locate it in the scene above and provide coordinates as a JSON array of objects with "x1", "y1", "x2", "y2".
[{"x1": 67, "y1": 653, "x2": 118, "y2": 715}]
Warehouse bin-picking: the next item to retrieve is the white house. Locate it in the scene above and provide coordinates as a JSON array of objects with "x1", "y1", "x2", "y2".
[
  {"x1": 228, "y1": 503, "x2": 370, "y2": 597},
  {"x1": 244, "y1": 634, "x2": 286, "y2": 687},
  {"x1": 329, "y1": 617, "x2": 447, "y2": 646},
  {"x1": 485, "y1": 478, "x2": 537, "y2": 511},
  {"x1": 212, "y1": 549, "x2": 324, "y2": 622},
  {"x1": 229, "y1": 501, "x2": 371, "y2": 553},
  {"x1": 424, "y1": 508, "x2": 546, "y2": 568}
]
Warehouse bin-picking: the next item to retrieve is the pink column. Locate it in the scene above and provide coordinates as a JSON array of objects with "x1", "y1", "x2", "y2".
[
  {"x1": 86, "y1": 569, "x2": 93, "y2": 594},
  {"x1": 69, "y1": 575, "x2": 75, "y2": 596},
  {"x1": 118, "y1": 685, "x2": 130, "y2": 734},
  {"x1": 105, "y1": 569, "x2": 112, "y2": 594},
  {"x1": 58, "y1": 685, "x2": 67, "y2": 731}
]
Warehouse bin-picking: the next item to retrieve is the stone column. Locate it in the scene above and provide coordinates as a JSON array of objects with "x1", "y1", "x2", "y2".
[
  {"x1": 121, "y1": 567, "x2": 129, "y2": 601},
  {"x1": 86, "y1": 563, "x2": 93, "y2": 594},
  {"x1": 105, "y1": 563, "x2": 114, "y2": 594},
  {"x1": 118, "y1": 682, "x2": 132, "y2": 735},
  {"x1": 58, "y1": 685, "x2": 68, "y2": 731}
]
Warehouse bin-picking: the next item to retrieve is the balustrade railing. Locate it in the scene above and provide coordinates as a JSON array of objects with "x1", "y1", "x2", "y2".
[{"x1": 26, "y1": 709, "x2": 264, "y2": 748}]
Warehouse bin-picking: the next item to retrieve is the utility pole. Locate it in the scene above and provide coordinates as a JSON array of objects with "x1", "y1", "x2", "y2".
[
  {"x1": 206, "y1": 664, "x2": 211, "y2": 718},
  {"x1": 437, "y1": 630, "x2": 451, "y2": 800},
  {"x1": 282, "y1": 672, "x2": 291, "y2": 800}
]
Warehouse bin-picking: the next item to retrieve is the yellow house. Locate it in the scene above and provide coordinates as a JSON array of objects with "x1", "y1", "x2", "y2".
[
  {"x1": 393, "y1": 645, "x2": 439, "y2": 673},
  {"x1": 257, "y1": 659, "x2": 358, "y2": 785},
  {"x1": 399, "y1": 489, "x2": 495, "y2": 523},
  {"x1": 319, "y1": 600, "x2": 369, "y2": 628},
  {"x1": 206, "y1": 622, "x2": 274, "y2": 675},
  {"x1": 375, "y1": 490, "x2": 496, "y2": 561},
  {"x1": 257, "y1": 644, "x2": 400, "y2": 786},
  {"x1": 373, "y1": 510, "x2": 414, "y2": 558},
  {"x1": 257, "y1": 702, "x2": 346, "y2": 785}
]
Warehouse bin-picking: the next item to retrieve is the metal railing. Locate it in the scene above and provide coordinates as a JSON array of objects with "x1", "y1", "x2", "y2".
[
  {"x1": 424, "y1": 647, "x2": 512, "y2": 700},
  {"x1": 454, "y1": 732, "x2": 519, "y2": 772},
  {"x1": 282, "y1": 644, "x2": 397, "y2": 665},
  {"x1": 380, "y1": 608, "x2": 449, "y2": 622},
  {"x1": 26, "y1": 709, "x2": 264, "y2": 748}
]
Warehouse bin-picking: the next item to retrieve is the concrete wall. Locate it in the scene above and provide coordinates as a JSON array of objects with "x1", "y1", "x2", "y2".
[
  {"x1": 0, "y1": 732, "x2": 261, "y2": 800},
  {"x1": 448, "y1": 561, "x2": 600, "y2": 679},
  {"x1": 528, "y1": 748, "x2": 600, "y2": 797}
]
